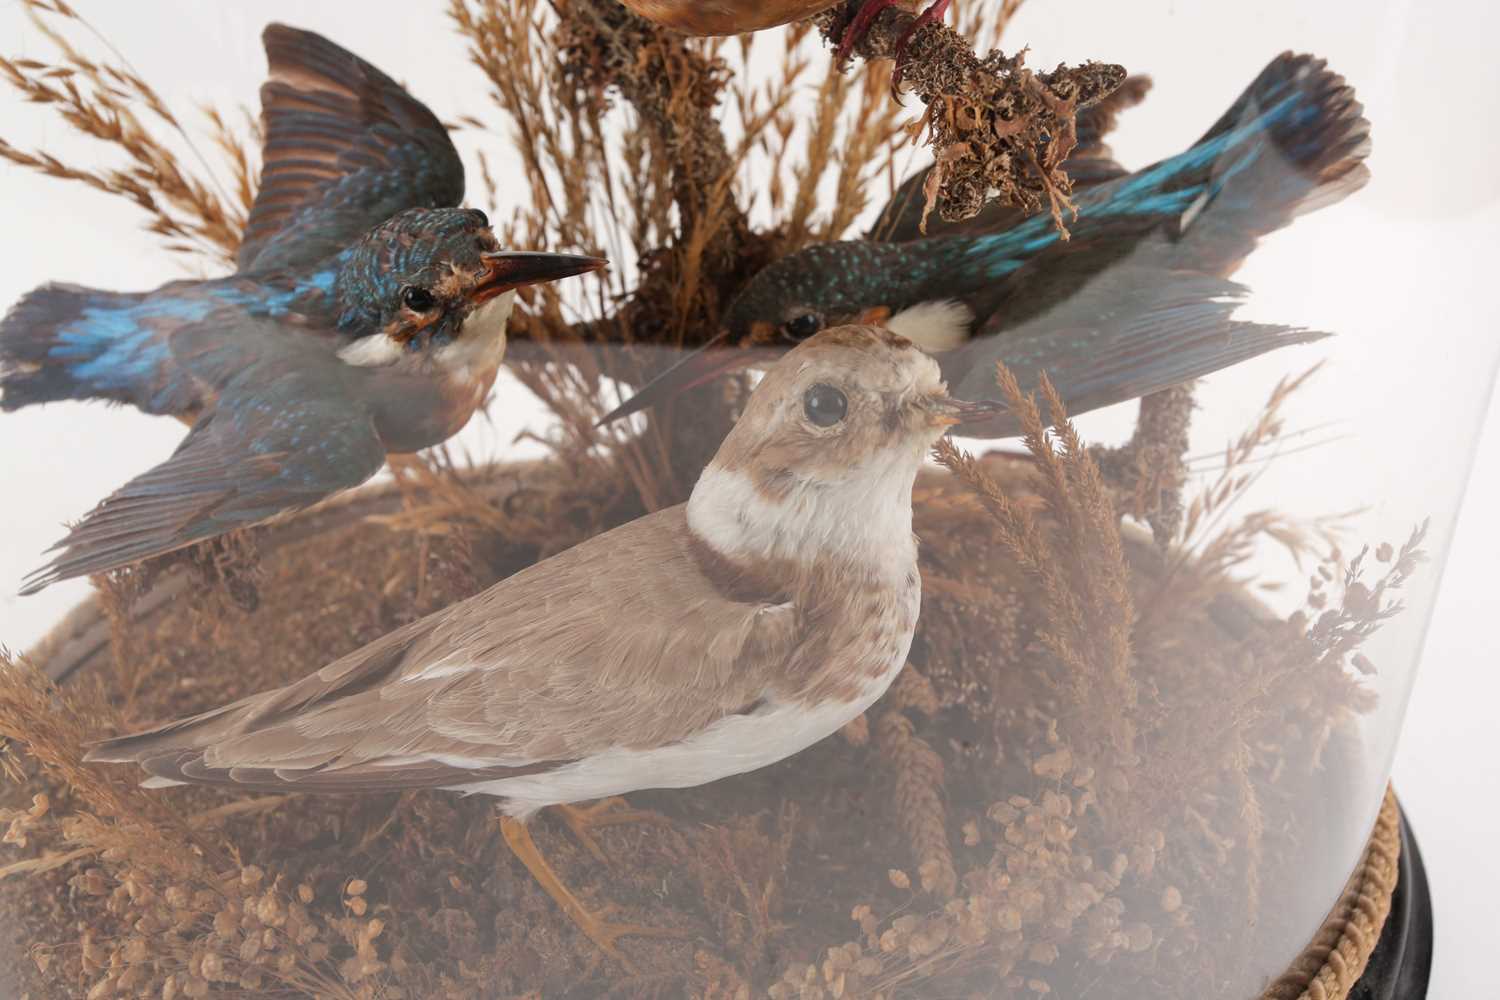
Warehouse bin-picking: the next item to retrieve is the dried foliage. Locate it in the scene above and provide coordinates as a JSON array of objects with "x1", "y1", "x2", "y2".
[
  {"x1": 689, "y1": 804, "x2": 799, "y2": 972},
  {"x1": 0, "y1": 0, "x2": 252, "y2": 267},
  {"x1": 0, "y1": 3, "x2": 1420, "y2": 999},
  {"x1": 1154, "y1": 364, "x2": 1353, "y2": 612},
  {"x1": 875, "y1": 711, "x2": 957, "y2": 900},
  {"x1": 934, "y1": 367, "x2": 1138, "y2": 815},
  {"x1": 817, "y1": 1, "x2": 1126, "y2": 231},
  {"x1": 0, "y1": 653, "x2": 387, "y2": 999},
  {"x1": 1, "y1": 430, "x2": 1422, "y2": 998}
]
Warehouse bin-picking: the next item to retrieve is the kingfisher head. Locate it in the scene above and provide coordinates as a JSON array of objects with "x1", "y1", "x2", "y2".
[
  {"x1": 720, "y1": 240, "x2": 975, "y2": 353},
  {"x1": 599, "y1": 240, "x2": 975, "y2": 425},
  {"x1": 720, "y1": 242, "x2": 898, "y2": 350},
  {"x1": 332, "y1": 207, "x2": 604, "y2": 371}
]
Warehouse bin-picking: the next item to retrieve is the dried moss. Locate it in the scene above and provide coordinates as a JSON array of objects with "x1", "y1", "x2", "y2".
[
  {"x1": 0, "y1": 434, "x2": 1409, "y2": 998},
  {"x1": 817, "y1": 3, "x2": 1127, "y2": 231}
]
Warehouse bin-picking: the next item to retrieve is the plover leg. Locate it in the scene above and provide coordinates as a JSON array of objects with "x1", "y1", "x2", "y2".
[
  {"x1": 553, "y1": 796, "x2": 671, "y2": 865},
  {"x1": 499, "y1": 816, "x2": 685, "y2": 972}
]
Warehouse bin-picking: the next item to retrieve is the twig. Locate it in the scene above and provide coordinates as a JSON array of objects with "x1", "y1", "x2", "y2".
[
  {"x1": 1093, "y1": 383, "x2": 1197, "y2": 546},
  {"x1": 0, "y1": 846, "x2": 96, "y2": 881},
  {"x1": 558, "y1": 0, "x2": 750, "y2": 289},
  {"x1": 817, "y1": 2, "x2": 1125, "y2": 230}
]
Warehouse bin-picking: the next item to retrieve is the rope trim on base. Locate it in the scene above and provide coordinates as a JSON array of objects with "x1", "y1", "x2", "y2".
[{"x1": 1262, "y1": 785, "x2": 1402, "y2": 1000}]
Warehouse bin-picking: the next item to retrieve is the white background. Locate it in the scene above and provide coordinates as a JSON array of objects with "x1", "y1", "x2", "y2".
[{"x1": 0, "y1": 2, "x2": 1494, "y2": 995}]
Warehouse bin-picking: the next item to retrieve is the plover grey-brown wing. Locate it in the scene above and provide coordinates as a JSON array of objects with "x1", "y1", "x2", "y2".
[{"x1": 88, "y1": 504, "x2": 798, "y2": 801}]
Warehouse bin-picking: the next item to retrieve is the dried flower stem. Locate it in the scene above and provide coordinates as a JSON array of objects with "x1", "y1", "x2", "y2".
[
  {"x1": 876, "y1": 711, "x2": 957, "y2": 899},
  {"x1": 933, "y1": 365, "x2": 1138, "y2": 809},
  {"x1": 0, "y1": 0, "x2": 250, "y2": 265}
]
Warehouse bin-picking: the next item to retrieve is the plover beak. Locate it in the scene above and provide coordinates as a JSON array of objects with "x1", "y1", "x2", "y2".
[
  {"x1": 922, "y1": 393, "x2": 1006, "y2": 430},
  {"x1": 596, "y1": 330, "x2": 779, "y2": 426},
  {"x1": 472, "y1": 251, "x2": 607, "y2": 303}
]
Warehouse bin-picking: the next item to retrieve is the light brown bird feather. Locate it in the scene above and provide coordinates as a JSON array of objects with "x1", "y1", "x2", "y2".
[{"x1": 90, "y1": 505, "x2": 798, "y2": 792}]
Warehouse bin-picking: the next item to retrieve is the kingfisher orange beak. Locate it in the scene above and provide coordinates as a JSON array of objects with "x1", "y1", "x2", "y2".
[
  {"x1": 596, "y1": 331, "x2": 780, "y2": 426},
  {"x1": 473, "y1": 251, "x2": 607, "y2": 303}
]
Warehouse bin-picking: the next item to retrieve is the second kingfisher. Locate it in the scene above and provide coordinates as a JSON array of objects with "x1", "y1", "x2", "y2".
[
  {"x1": 603, "y1": 53, "x2": 1370, "y2": 438},
  {"x1": 0, "y1": 25, "x2": 604, "y2": 594}
]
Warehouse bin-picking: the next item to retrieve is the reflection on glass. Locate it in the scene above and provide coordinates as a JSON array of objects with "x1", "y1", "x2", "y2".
[{"x1": 0, "y1": 2, "x2": 1492, "y2": 999}]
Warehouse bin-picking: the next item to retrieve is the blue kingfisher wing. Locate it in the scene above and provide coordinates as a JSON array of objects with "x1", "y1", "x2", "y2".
[
  {"x1": 235, "y1": 24, "x2": 464, "y2": 274},
  {"x1": 19, "y1": 366, "x2": 386, "y2": 593},
  {"x1": 922, "y1": 52, "x2": 1369, "y2": 293},
  {"x1": 944, "y1": 249, "x2": 1329, "y2": 438}
]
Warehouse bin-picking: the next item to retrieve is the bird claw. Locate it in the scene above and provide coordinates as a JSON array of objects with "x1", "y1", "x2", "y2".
[
  {"x1": 575, "y1": 910, "x2": 689, "y2": 976},
  {"x1": 834, "y1": 0, "x2": 954, "y2": 98},
  {"x1": 834, "y1": 0, "x2": 899, "y2": 66},
  {"x1": 554, "y1": 796, "x2": 671, "y2": 866},
  {"x1": 891, "y1": 0, "x2": 954, "y2": 93},
  {"x1": 500, "y1": 814, "x2": 685, "y2": 974}
]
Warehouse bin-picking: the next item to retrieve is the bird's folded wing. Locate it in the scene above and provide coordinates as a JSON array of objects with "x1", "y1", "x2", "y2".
[
  {"x1": 87, "y1": 507, "x2": 802, "y2": 793},
  {"x1": 235, "y1": 24, "x2": 464, "y2": 273},
  {"x1": 946, "y1": 254, "x2": 1329, "y2": 436},
  {"x1": 21, "y1": 374, "x2": 387, "y2": 594}
]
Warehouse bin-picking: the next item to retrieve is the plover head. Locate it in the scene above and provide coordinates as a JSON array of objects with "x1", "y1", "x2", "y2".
[{"x1": 687, "y1": 324, "x2": 1001, "y2": 567}]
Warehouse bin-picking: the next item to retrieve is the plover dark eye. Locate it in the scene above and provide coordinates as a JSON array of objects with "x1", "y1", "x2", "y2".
[
  {"x1": 803, "y1": 383, "x2": 848, "y2": 427},
  {"x1": 401, "y1": 285, "x2": 437, "y2": 312},
  {"x1": 781, "y1": 312, "x2": 823, "y2": 343}
]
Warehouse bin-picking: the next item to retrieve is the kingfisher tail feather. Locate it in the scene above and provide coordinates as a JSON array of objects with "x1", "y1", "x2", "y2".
[
  {"x1": 1154, "y1": 51, "x2": 1371, "y2": 275},
  {"x1": 953, "y1": 52, "x2": 1370, "y2": 280},
  {"x1": 0, "y1": 283, "x2": 198, "y2": 414}
]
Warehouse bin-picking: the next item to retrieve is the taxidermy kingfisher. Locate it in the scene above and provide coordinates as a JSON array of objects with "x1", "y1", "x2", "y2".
[
  {"x1": 0, "y1": 25, "x2": 604, "y2": 594},
  {"x1": 603, "y1": 53, "x2": 1370, "y2": 438}
]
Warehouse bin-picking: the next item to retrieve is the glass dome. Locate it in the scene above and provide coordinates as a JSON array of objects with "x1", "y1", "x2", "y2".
[{"x1": 0, "y1": 1, "x2": 1493, "y2": 998}]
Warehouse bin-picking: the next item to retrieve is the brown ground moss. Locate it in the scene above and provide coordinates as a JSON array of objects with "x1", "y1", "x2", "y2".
[{"x1": 0, "y1": 440, "x2": 1398, "y2": 999}]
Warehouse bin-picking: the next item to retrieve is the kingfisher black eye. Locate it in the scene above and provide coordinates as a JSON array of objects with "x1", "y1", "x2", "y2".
[
  {"x1": 803, "y1": 383, "x2": 848, "y2": 427},
  {"x1": 401, "y1": 286, "x2": 437, "y2": 312},
  {"x1": 781, "y1": 312, "x2": 823, "y2": 343}
]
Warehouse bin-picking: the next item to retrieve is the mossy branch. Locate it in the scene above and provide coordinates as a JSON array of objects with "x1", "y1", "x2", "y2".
[
  {"x1": 816, "y1": 2, "x2": 1126, "y2": 233},
  {"x1": 558, "y1": 0, "x2": 753, "y2": 333}
]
